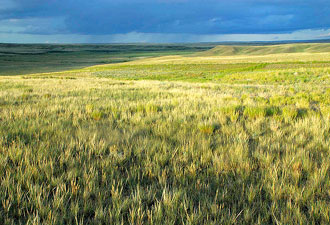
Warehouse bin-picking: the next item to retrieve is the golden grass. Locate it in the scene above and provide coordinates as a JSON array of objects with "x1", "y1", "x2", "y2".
[
  {"x1": 1, "y1": 49, "x2": 330, "y2": 224},
  {"x1": 113, "y1": 52, "x2": 330, "y2": 65}
]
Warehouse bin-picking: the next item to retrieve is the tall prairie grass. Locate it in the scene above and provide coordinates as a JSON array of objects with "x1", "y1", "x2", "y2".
[{"x1": 1, "y1": 49, "x2": 330, "y2": 224}]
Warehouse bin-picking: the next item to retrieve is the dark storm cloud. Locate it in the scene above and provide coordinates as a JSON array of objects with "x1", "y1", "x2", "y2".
[{"x1": 0, "y1": 0, "x2": 329, "y2": 35}]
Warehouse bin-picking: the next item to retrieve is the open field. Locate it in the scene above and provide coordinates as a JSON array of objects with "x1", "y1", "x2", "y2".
[
  {"x1": 196, "y1": 43, "x2": 330, "y2": 56},
  {"x1": 1, "y1": 43, "x2": 330, "y2": 224},
  {"x1": 0, "y1": 43, "x2": 216, "y2": 76}
]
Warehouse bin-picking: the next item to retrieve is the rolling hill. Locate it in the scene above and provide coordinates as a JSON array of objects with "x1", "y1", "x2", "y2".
[{"x1": 196, "y1": 43, "x2": 330, "y2": 56}]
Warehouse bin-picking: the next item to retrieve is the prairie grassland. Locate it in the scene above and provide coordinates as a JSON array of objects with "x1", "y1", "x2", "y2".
[
  {"x1": 0, "y1": 43, "x2": 215, "y2": 75},
  {"x1": 111, "y1": 50, "x2": 330, "y2": 65},
  {"x1": 196, "y1": 43, "x2": 330, "y2": 56},
  {"x1": 1, "y1": 47, "x2": 330, "y2": 224}
]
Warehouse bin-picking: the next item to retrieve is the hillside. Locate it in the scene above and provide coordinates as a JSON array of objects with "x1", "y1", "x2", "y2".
[{"x1": 197, "y1": 43, "x2": 330, "y2": 56}]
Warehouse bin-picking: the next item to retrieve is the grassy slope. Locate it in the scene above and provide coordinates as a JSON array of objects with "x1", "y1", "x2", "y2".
[
  {"x1": 196, "y1": 43, "x2": 330, "y2": 56},
  {"x1": 73, "y1": 51, "x2": 330, "y2": 83},
  {"x1": 1, "y1": 43, "x2": 330, "y2": 224},
  {"x1": 77, "y1": 43, "x2": 330, "y2": 83}
]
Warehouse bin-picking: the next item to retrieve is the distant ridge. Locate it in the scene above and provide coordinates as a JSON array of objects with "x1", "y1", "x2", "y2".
[{"x1": 197, "y1": 43, "x2": 330, "y2": 56}]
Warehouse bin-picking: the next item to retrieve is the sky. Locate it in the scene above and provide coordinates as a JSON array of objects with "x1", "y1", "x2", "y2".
[{"x1": 0, "y1": 0, "x2": 329, "y2": 43}]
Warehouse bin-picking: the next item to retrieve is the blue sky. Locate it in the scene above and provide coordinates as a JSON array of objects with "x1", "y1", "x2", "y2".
[{"x1": 0, "y1": 0, "x2": 329, "y2": 43}]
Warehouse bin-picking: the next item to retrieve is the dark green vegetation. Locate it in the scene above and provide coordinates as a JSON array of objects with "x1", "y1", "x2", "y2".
[
  {"x1": 1, "y1": 43, "x2": 330, "y2": 224},
  {"x1": 0, "y1": 43, "x2": 216, "y2": 75}
]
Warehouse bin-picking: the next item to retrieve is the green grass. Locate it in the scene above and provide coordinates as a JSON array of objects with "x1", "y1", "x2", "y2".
[
  {"x1": 1, "y1": 43, "x2": 330, "y2": 224},
  {"x1": 86, "y1": 62, "x2": 330, "y2": 83},
  {"x1": 0, "y1": 43, "x2": 216, "y2": 75}
]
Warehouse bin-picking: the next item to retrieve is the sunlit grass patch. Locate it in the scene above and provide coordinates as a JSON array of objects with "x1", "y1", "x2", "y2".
[
  {"x1": 282, "y1": 106, "x2": 299, "y2": 121},
  {"x1": 219, "y1": 106, "x2": 240, "y2": 123},
  {"x1": 134, "y1": 103, "x2": 162, "y2": 114},
  {"x1": 199, "y1": 123, "x2": 221, "y2": 135},
  {"x1": 90, "y1": 110, "x2": 105, "y2": 121},
  {"x1": 320, "y1": 105, "x2": 330, "y2": 116},
  {"x1": 85, "y1": 104, "x2": 106, "y2": 120},
  {"x1": 243, "y1": 106, "x2": 266, "y2": 118}
]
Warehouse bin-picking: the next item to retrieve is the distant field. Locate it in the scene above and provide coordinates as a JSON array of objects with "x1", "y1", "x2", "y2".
[
  {"x1": 79, "y1": 47, "x2": 330, "y2": 83},
  {"x1": 0, "y1": 43, "x2": 216, "y2": 75},
  {"x1": 197, "y1": 43, "x2": 330, "y2": 56},
  {"x1": 1, "y1": 43, "x2": 330, "y2": 224}
]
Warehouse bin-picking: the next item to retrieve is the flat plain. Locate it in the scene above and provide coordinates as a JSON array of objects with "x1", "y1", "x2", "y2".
[
  {"x1": 1, "y1": 43, "x2": 330, "y2": 224},
  {"x1": 0, "y1": 43, "x2": 216, "y2": 75}
]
